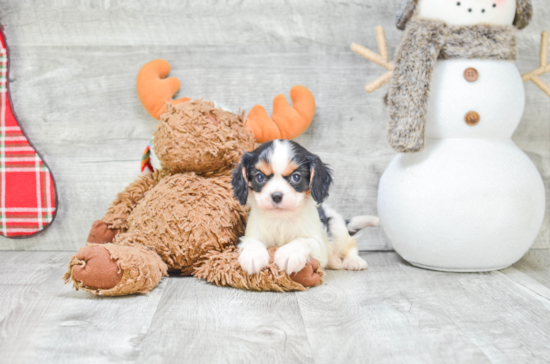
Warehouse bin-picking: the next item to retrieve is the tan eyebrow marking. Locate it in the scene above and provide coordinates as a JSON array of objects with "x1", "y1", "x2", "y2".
[
  {"x1": 255, "y1": 161, "x2": 273, "y2": 176},
  {"x1": 282, "y1": 161, "x2": 300, "y2": 177}
]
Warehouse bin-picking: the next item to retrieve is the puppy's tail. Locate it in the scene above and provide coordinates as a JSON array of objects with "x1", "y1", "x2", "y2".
[
  {"x1": 320, "y1": 204, "x2": 379, "y2": 238},
  {"x1": 346, "y1": 215, "x2": 380, "y2": 236}
]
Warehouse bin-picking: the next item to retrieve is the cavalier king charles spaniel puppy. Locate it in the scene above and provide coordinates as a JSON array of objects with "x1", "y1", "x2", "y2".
[{"x1": 232, "y1": 139, "x2": 379, "y2": 275}]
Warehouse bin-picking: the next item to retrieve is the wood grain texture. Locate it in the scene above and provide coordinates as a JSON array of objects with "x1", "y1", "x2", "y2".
[
  {"x1": 0, "y1": 251, "x2": 549, "y2": 363},
  {"x1": 512, "y1": 248, "x2": 550, "y2": 287},
  {"x1": 297, "y1": 252, "x2": 550, "y2": 364},
  {"x1": 137, "y1": 276, "x2": 313, "y2": 364},
  {"x1": 0, "y1": 0, "x2": 547, "y2": 251},
  {"x1": 0, "y1": 252, "x2": 166, "y2": 363}
]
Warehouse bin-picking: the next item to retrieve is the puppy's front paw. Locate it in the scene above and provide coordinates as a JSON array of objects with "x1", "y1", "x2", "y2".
[
  {"x1": 274, "y1": 245, "x2": 308, "y2": 275},
  {"x1": 343, "y1": 255, "x2": 368, "y2": 271},
  {"x1": 326, "y1": 253, "x2": 343, "y2": 270},
  {"x1": 238, "y1": 246, "x2": 270, "y2": 274}
]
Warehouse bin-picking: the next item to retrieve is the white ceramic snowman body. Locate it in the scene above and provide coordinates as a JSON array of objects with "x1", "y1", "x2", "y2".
[{"x1": 378, "y1": 0, "x2": 546, "y2": 271}]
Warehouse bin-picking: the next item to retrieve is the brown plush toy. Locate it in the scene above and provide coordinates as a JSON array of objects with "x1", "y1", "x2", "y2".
[{"x1": 63, "y1": 60, "x2": 321, "y2": 295}]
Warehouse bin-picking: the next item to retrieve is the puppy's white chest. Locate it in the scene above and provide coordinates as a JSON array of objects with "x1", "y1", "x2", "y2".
[
  {"x1": 245, "y1": 200, "x2": 326, "y2": 247},
  {"x1": 257, "y1": 217, "x2": 319, "y2": 246}
]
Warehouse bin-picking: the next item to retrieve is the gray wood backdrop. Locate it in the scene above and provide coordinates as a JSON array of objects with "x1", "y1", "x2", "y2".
[{"x1": 0, "y1": 0, "x2": 548, "y2": 251}]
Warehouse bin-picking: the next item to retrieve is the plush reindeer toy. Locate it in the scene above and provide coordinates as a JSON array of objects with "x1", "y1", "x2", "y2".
[{"x1": 64, "y1": 60, "x2": 322, "y2": 295}]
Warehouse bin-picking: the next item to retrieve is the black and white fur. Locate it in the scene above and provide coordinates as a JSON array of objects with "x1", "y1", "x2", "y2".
[{"x1": 232, "y1": 139, "x2": 379, "y2": 275}]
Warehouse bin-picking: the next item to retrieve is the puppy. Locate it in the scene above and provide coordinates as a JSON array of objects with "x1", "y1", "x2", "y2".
[{"x1": 231, "y1": 139, "x2": 379, "y2": 275}]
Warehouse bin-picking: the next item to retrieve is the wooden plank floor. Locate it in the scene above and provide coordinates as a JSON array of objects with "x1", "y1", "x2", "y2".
[{"x1": 0, "y1": 251, "x2": 549, "y2": 363}]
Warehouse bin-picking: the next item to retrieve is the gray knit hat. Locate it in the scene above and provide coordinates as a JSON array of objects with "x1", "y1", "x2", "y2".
[{"x1": 396, "y1": 0, "x2": 533, "y2": 30}]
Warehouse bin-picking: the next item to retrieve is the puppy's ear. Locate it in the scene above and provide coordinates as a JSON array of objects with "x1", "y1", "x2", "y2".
[
  {"x1": 307, "y1": 154, "x2": 333, "y2": 203},
  {"x1": 232, "y1": 153, "x2": 252, "y2": 205}
]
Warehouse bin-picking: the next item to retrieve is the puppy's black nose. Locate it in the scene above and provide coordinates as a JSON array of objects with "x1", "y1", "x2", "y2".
[{"x1": 271, "y1": 192, "x2": 283, "y2": 204}]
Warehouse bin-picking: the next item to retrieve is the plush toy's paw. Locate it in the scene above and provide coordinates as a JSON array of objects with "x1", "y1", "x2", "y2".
[
  {"x1": 342, "y1": 254, "x2": 368, "y2": 271},
  {"x1": 196, "y1": 247, "x2": 322, "y2": 292},
  {"x1": 65, "y1": 243, "x2": 167, "y2": 296},
  {"x1": 238, "y1": 245, "x2": 270, "y2": 274},
  {"x1": 87, "y1": 220, "x2": 118, "y2": 244},
  {"x1": 290, "y1": 259, "x2": 322, "y2": 287},
  {"x1": 71, "y1": 246, "x2": 123, "y2": 289},
  {"x1": 274, "y1": 244, "x2": 309, "y2": 275}
]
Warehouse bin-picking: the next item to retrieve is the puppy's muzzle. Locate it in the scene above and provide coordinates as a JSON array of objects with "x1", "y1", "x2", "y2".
[{"x1": 271, "y1": 192, "x2": 283, "y2": 204}]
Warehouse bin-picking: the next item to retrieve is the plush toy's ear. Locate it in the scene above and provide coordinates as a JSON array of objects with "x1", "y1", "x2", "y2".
[
  {"x1": 245, "y1": 86, "x2": 315, "y2": 143},
  {"x1": 307, "y1": 155, "x2": 333, "y2": 203},
  {"x1": 396, "y1": 0, "x2": 417, "y2": 30},
  {"x1": 514, "y1": 0, "x2": 533, "y2": 30},
  {"x1": 137, "y1": 59, "x2": 191, "y2": 120},
  {"x1": 231, "y1": 153, "x2": 253, "y2": 205}
]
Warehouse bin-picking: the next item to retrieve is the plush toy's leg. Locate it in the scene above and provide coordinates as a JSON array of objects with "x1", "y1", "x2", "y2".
[
  {"x1": 63, "y1": 242, "x2": 168, "y2": 296},
  {"x1": 102, "y1": 170, "x2": 164, "y2": 231},
  {"x1": 194, "y1": 247, "x2": 323, "y2": 292}
]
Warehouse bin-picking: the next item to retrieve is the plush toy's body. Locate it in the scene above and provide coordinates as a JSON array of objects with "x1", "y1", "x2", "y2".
[{"x1": 64, "y1": 62, "x2": 321, "y2": 295}]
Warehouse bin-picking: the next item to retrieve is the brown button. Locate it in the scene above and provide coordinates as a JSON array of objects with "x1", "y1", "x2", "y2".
[
  {"x1": 465, "y1": 111, "x2": 480, "y2": 126},
  {"x1": 464, "y1": 67, "x2": 479, "y2": 82}
]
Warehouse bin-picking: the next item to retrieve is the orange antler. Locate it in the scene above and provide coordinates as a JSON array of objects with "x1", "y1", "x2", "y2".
[
  {"x1": 245, "y1": 86, "x2": 316, "y2": 143},
  {"x1": 522, "y1": 31, "x2": 550, "y2": 97},
  {"x1": 136, "y1": 59, "x2": 190, "y2": 120}
]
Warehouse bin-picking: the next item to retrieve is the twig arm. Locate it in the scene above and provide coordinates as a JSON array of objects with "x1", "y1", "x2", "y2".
[
  {"x1": 366, "y1": 71, "x2": 393, "y2": 93},
  {"x1": 376, "y1": 26, "x2": 389, "y2": 62},
  {"x1": 351, "y1": 43, "x2": 393, "y2": 71},
  {"x1": 522, "y1": 31, "x2": 550, "y2": 98},
  {"x1": 540, "y1": 31, "x2": 548, "y2": 68},
  {"x1": 531, "y1": 76, "x2": 550, "y2": 97},
  {"x1": 351, "y1": 26, "x2": 394, "y2": 93}
]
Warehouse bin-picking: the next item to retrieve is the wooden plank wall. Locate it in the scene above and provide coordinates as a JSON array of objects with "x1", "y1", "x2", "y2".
[{"x1": 0, "y1": 0, "x2": 548, "y2": 251}]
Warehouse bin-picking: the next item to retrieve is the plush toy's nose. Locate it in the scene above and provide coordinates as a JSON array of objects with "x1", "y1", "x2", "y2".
[{"x1": 271, "y1": 192, "x2": 283, "y2": 204}]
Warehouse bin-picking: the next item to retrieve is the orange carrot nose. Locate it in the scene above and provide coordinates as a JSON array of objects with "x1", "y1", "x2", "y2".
[
  {"x1": 136, "y1": 59, "x2": 190, "y2": 120},
  {"x1": 245, "y1": 86, "x2": 316, "y2": 143}
]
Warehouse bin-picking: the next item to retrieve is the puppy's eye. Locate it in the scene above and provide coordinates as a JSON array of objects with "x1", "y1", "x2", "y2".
[
  {"x1": 255, "y1": 173, "x2": 265, "y2": 183},
  {"x1": 291, "y1": 173, "x2": 301, "y2": 183}
]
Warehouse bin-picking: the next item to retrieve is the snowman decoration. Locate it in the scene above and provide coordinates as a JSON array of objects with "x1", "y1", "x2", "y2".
[{"x1": 352, "y1": 0, "x2": 549, "y2": 271}]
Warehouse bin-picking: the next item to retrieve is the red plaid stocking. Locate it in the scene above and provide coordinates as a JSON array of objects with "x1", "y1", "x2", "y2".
[{"x1": 0, "y1": 27, "x2": 57, "y2": 238}]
